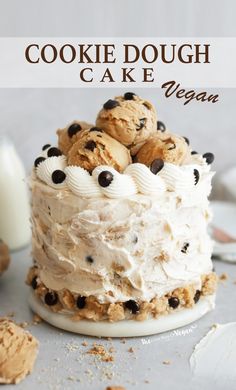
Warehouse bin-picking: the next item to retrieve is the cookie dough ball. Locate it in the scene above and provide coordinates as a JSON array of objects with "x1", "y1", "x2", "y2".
[
  {"x1": 0, "y1": 318, "x2": 39, "y2": 384},
  {"x1": 96, "y1": 93, "x2": 157, "y2": 155},
  {"x1": 68, "y1": 127, "x2": 131, "y2": 172},
  {"x1": 136, "y1": 132, "x2": 191, "y2": 166},
  {"x1": 0, "y1": 240, "x2": 10, "y2": 276},
  {"x1": 57, "y1": 120, "x2": 93, "y2": 155}
]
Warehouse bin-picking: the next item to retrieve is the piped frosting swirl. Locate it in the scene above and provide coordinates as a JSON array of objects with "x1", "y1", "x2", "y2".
[{"x1": 34, "y1": 148, "x2": 213, "y2": 199}]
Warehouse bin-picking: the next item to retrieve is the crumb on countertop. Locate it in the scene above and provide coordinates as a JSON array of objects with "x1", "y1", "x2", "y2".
[
  {"x1": 32, "y1": 314, "x2": 43, "y2": 325},
  {"x1": 219, "y1": 273, "x2": 228, "y2": 281},
  {"x1": 87, "y1": 343, "x2": 114, "y2": 362},
  {"x1": 162, "y1": 360, "x2": 171, "y2": 365}
]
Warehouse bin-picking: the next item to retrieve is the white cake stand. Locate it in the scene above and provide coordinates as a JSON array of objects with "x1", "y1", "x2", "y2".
[{"x1": 29, "y1": 291, "x2": 215, "y2": 338}]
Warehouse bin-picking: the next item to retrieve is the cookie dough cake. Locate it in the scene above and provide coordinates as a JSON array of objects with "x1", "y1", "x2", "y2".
[{"x1": 27, "y1": 93, "x2": 217, "y2": 337}]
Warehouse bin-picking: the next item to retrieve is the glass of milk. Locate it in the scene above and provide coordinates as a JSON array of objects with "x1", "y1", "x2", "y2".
[{"x1": 0, "y1": 135, "x2": 31, "y2": 251}]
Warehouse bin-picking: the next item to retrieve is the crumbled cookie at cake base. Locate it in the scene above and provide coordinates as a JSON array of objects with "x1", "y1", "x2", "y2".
[
  {"x1": 27, "y1": 267, "x2": 217, "y2": 322},
  {"x1": 201, "y1": 272, "x2": 218, "y2": 295}
]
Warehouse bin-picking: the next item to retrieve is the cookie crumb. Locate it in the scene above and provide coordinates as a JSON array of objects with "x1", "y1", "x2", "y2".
[
  {"x1": 6, "y1": 312, "x2": 15, "y2": 318},
  {"x1": 19, "y1": 321, "x2": 28, "y2": 328},
  {"x1": 81, "y1": 341, "x2": 88, "y2": 347},
  {"x1": 32, "y1": 314, "x2": 43, "y2": 325},
  {"x1": 128, "y1": 347, "x2": 134, "y2": 353},
  {"x1": 106, "y1": 387, "x2": 126, "y2": 390},
  {"x1": 219, "y1": 273, "x2": 228, "y2": 281},
  {"x1": 67, "y1": 376, "x2": 76, "y2": 381},
  {"x1": 102, "y1": 355, "x2": 114, "y2": 362},
  {"x1": 162, "y1": 360, "x2": 171, "y2": 365},
  {"x1": 87, "y1": 343, "x2": 114, "y2": 362}
]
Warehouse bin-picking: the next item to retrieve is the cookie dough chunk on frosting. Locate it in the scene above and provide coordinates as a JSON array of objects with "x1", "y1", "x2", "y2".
[
  {"x1": 96, "y1": 93, "x2": 157, "y2": 155},
  {"x1": 0, "y1": 318, "x2": 38, "y2": 384},
  {"x1": 136, "y1": 132, "x2": 191, "y2": 166},
  {"x1": 68, "y1": 127, "x2": 131, "y2": 172},
  {"x1": 0, "y1": 240, "x2": 10, "y2": 276},
  {"x1": 57, "y1": 120, "x2": 93, "y2": 155}
]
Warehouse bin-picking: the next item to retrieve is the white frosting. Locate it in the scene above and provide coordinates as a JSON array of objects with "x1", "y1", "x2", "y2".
[
  {"x1": 35, "y1": 156, "x2": 213, "y2": 200},
  {"x1": 189, "y1": 153, "x2": 211, "y2": 171},
  {"x1": 65, "y1": 166, "x2": 102, "y2": 198},
  {"x1": 92, "y1": 165, "x2": 137, "y2": 198},
  {"x1": 36, "y1": 156, "x2": 67, "y2": 189},
  {"x1": 31, "y1": 174, "x2": 213, "y2": 303},
  {"x1": 190, "y1": 323, "x2": 236, "y2": 386},
  {"x1": 124, "y1": 163, "x2": 166, "y2": 194},
  {"x1": 159, "y1": 163, "x2": 197, "y2": 192}
]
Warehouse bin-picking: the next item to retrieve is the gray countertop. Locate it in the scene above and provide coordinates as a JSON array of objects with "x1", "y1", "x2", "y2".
[{"x1": 0, "y1": 246, "x2": 235, "y2": 390}]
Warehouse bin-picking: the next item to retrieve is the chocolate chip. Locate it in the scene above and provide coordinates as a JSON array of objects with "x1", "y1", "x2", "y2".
[
  {"x1": 86, "y1": 255, "x2": 94, "y2": 264},
  {"x1": 34, "y1": 157, "x2": 46, "y2": 167},
  {"x1": 183, "y1": 136, "x2": 190, "y2": 145},
  {"x1": 68, "y1": 123, "x2": 82, "y2": 138},
  {"x1": 89, "y1": 127, "x2": 103, "y2": 133},
  {"x1": 103, "y1": 99, "x2": 120, "y2": 110},
  {"x1": 203, "y1": 152, "x2": 215, "y2": 165},
  {"x1": 168, "y1": 297, "x2": 180, "y2": 309},
  {"x1": 136, "y1": 118, "x2": 146, "y2": 131},
  {"x1": 77, "y1": 296, "x2": 86, "y2": 309},
  {"x1": 31, "y1": 276, "x2": 38, "y2": 290},
  {"x1": 42, "y1": 144, "x2": 51, "y2": 151},
  {"x1": 191, "y1": 151, "x2": 198, "y2": 155},
  {"x1": 125, "y1": 300, "x2": 140, "y2": 314},
  {"x1": 157, "y1": 121, "x2": 166, "y2": 132},
  {"x1": 47, "y1": 147, "x2": 62, "y2": 157},
  {"x1": 44, "y1": 291, "x2": 58, "y2": 306},
  {"x1": 133, "y1": 235, "x2": 138, "y2": 244},
  {"x1": 150, "y1": 159, "x2": 164, "y2": 175},
  {"x1": 51, "y1": 170, "x2": 66, "y2": 184},
  {"x1": 193, "y1": 169, "x2": 200, "y2": 185},
  {"x1": 98, "y1": 171, "x2": 114, "y2": 187},
  {"x1": 124, "y1": 92, "x2": 136, "y2": 100},
  {"x1": 194, "y1": 290, "x2": 201, "y2": 304},
  {"x1": 85, "y1": 140, "x2": 96, "y2": 151},
  {"x1": 181, "y1": 242, "x2": 189, "y2": 254}
]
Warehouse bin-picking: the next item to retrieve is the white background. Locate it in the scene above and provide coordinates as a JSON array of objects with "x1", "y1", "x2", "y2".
[{"x1": 0, "y1": 0, "x2": 235, "y2": 191}]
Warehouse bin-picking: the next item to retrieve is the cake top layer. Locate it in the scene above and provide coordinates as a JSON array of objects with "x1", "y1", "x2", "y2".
[{"x1": 33, "y1": 92, "x2": 215, "y2": 199}]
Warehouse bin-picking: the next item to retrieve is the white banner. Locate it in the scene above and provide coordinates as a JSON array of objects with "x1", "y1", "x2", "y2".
[{"x1": 0, "y1": 38, "x2": 235, "y2": 88}]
